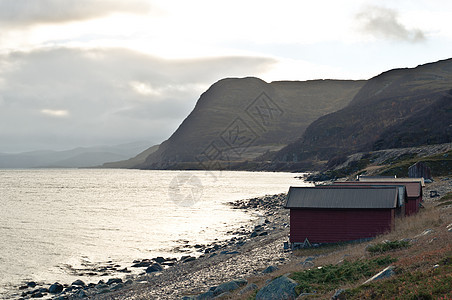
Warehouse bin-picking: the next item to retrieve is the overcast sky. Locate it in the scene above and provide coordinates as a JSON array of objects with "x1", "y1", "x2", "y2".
[{"x1": 1, "y1": 0, "x2": 452, "y2": 153}]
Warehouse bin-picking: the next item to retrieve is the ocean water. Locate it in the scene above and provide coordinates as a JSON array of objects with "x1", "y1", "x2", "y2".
[{"x1": 0, "y1": 169, "x2": 307, "y2": 298}]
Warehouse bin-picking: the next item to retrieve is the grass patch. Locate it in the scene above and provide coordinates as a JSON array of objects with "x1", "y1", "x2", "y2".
[
  {"x1": 366, "y1": 240, "x2": 411, "y2": 254},
  {"x1": 381, "y1": 153, "x2": 418, "y2": 166},
  {"x1": 439, "y1": 192, "x2": 452, "y2": 201},
  {"x1": 343, "y1": 254, "x2": 452, "y2": 299},
  {"x1": 290, "y1": 256, "x2": 396, "y2": 294},
  {"x1": 293, "y1": 243, "x2": 350, "y2": 257},
  {"x1": 438, "y1": 200, "x2": 452, "y2": 207},
  {"x1": 379, "y1": 150, "x2": 452, "y2": 177},
  {"x1": 437, "y1": 192, "x2": 452, "y2": 207}
]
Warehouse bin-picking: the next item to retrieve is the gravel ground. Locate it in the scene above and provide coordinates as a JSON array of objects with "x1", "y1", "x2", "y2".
[{"x1": 423, "y1": 177, "x2": 452, "y2": 203}]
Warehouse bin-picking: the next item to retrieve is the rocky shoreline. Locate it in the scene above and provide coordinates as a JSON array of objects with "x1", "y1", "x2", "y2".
[
  {"x1": 11, "y1": 193, "x2": 299, "y2": 300},
  {"x1": 12, "y1": 176, "x2": 451, "y2": 300}
]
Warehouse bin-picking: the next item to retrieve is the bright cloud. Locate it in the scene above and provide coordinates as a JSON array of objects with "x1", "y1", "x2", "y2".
[
  {"x1": 40, "y1": 109, "x2": 69, "y2": 117},
  {"x1": 0, "y1": 48, "x2": 275, "y2": 151},
  {"x1": 356, "y1": 5, "x2": 426, "y2": 43},
  {"x1": 0, "y1": 0, "x2": 151, "y2": 27}
]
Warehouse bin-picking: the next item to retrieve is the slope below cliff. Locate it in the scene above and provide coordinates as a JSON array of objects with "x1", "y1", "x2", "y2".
[{"x1": 273, "y1": 58, "x2": 452, "y2": 170}]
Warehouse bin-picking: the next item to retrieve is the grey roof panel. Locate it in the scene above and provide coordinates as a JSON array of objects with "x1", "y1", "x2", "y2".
[
  {"x1": 285, "y1": 186, "x2": 398, "y2": 209},
  {"x1": 331, "y1": 184, "x2": 406, "y2": 207}
]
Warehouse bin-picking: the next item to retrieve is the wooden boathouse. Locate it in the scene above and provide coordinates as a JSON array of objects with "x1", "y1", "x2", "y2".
[
  {"x1": 285, "y1": 186, "x2": 400, "y2": 244},
  {"x1": 333, "y1": 180, "x2": 423, "y2": 216}
]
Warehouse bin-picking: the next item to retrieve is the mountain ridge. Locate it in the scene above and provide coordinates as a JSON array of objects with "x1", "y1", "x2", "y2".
[
  {"x1": 138, "y1": 77, "x2": 365, "y2": 169},
  {"x1": 269, "y1": 58, "x2": 452, "y2": 171}
]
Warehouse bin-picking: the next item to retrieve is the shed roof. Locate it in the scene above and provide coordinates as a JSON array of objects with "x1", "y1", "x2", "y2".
[
  {"x1": 285, "y1": 186, "x2": 398, "y2": 209},
  {"x1": 330, "y1": 184, "x2": 406, "y2": 207},
  {"x1": 358, "y1": 176, "x2": 425, "y2": 187},
  {"x1": 333, "y1": 181, "x2": 421, "y2": 198}
]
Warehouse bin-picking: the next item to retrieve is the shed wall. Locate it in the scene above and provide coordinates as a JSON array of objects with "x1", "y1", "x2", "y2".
[
  {"x1": 289, "y1": 208, "x2": 394, "y2": 243},
  {"x1": 405, "y1": 196, "x2": 421, "y2": 216}
]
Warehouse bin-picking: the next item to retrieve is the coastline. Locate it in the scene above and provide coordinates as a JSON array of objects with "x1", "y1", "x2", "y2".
[
  {"x1": 12, "y1": 193, "x2": 297, "y2": 300},
  {"x1": 13, "y1": 176, "x2": 452, "y2": 299},
  {"x1": 94, "y1": 193, "x2": 294, "y2": 300}
]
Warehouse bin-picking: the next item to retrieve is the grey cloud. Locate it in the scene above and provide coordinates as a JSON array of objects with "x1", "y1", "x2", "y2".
[
  {"x1": 0, "y1": 0, "x2": 151, "y2": 27},
  {"x1": 0, "y1": 47, "x2": 275, "y2": 152},
  {"x1": 356, "y1": 6, "x2": 426, "y2": 43}
]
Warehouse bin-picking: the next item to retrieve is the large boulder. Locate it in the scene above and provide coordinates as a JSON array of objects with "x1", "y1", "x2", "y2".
[
  {"x1": 239, "y1": 283, "x2": 258, "y2": 295},
  {"x1": 49, "y1": 282, "x2": 64, "y2": 294},
  {"x1": 146, "y1": 263, "x2": 163, "y2": 273},
  {"x1": 71, "y1": 279, "x2": 86, "y2": 287},
  {"x1": 256, "y1": 276, "x2": 298, "y2": 300},
  {"x1": 131, "y1": 260, "x2": 151, "y2": 268},
  {"x1": 262, "y1": 265, "x2": 278, "y2": 274},
  {"x1": 213, "y1": 281, "x2": 240, "y2": 296}
]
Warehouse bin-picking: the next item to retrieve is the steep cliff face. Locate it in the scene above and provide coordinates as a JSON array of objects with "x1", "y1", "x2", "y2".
[
  {"x1": 275, "y1": 58, "x2": 452, "y2": 169},
  {"x1": 138, "y1": 77, "x2": 364, "y2": 169}
]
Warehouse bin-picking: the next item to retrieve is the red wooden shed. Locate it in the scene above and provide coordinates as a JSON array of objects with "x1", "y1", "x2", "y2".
[
  {"x1": 333, "y1": 181, "x2": 422, "y2": 216},
  {"x1": 285, "y1": 186, "x2": 400, "y2": 244}
]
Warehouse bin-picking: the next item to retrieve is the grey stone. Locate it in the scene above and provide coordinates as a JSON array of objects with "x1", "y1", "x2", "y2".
[
  {"x1": 238, "y1": 283, "x2": 258, "y2": 295},
  {"x1": 213, "y1": 291, "x2": 230, "y2": 298},
  {"x1": 96, "y1": 283, "x2": 109, "y2": 290},
  {"x1": 146, "y1": 263, "x2": 163, "y2": 273},
  {"x1": 415, "y1": 229, "x2": 434, "y2": 238},
  {"x1": 131, "y1": 260, "x2": 151, "y2": 267},
  {"x1": 256, "y1": 276, "x2": 298, "y2": 300},
  {"x1": 110, "y1": 283, "x2": 124, "y2": 291},
  {"x1": 447, "y1": 223, "x2": 452, "y2": 232},
  {"x1": 75, "y1": 289, "x2": 88, "y2": 298},
  {"x1": 331, "y1": 289, "x2": 345, "y2": 300},
  {"x1": 27, "y1": 281, "x2": 37, "y2": 288},
  {"x1": 106, "y1": 278, "x2": 122, "y2": 285},
  {"x1": 124, "y1": 279, "x2": 133, "y2": 285},
  {"x1": 195, "y1": 290, "x2": 214, "y2": 299},
  {"x1": 363, "y1": 266, "x2": 395, "y2": 284},
  {"x1": 72, "y1": 279, "x2": 86, "y2": 287},
  {"x1": 97, "y1": 288, "x2": 111, "y2": 294},
  {"x1": 31, "y1": 292, "x2": 44, "y2": 298},
  {"x1": 300, "y1": 261, "x2": 314, "y2": 268},
  {"x1": 213, "y1": 281, "x2": 240, "y2": 296},
  {"x1": 232, "y1": 278, "x2": 248, "y2": 287},
  {"x1": 297, "y1": 292, "x2": 316, "y2": 298},
  {"x1": 49, "y1": 282, "x2": 64, "y2": 294},
  {"x1": 154, "y1": 256, "x2": 166, "y2": 263},
  {"x1": 262, "y1": 265, "x2": 278, "y2": 274},
  {"x1": 184, "y1": 257, "x2": 196, "y2": 263}
]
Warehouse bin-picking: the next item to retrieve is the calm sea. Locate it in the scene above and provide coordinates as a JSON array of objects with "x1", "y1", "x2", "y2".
[{"x1": 0, "y1": 169, "x2": 307, "y2": 298}]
